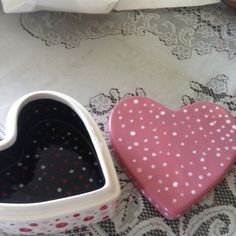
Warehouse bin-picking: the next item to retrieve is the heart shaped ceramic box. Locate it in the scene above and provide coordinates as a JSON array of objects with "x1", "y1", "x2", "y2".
[
  {"x1": 0, "y1": 91, "x2": 120, "y2": 235},
  {"x1": 109, "y1": 96, "x2": 236, "y2": 220}
]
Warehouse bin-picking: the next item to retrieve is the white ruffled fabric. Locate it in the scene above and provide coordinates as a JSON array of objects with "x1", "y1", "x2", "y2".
[{"x1": 1, "y1": 0, "x2": 220, "y2": 14}]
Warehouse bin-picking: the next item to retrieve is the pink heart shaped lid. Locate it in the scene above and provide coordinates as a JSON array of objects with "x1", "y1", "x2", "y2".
[{"x1": 109, "y1": 96, "x2": 236, "y2": 220}]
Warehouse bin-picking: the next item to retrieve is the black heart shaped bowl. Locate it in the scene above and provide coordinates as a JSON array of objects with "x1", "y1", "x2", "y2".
[{"x1": 0, "y1": 91, "x2": 120, "y2": 235}]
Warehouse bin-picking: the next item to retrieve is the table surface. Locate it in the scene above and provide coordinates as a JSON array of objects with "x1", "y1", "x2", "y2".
[{"x1": 0, "y1": 3, "x2": 236, "y2": 236}]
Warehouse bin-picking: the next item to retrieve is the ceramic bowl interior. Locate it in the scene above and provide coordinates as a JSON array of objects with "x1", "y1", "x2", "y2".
[{"x1": 0, "y1": 99, "x2": 105, "y2": 203}]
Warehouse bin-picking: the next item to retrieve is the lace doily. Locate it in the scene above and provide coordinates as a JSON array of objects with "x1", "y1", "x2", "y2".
[{"x1": 20, "y1": 4, "x2": 236, "y2": 60}]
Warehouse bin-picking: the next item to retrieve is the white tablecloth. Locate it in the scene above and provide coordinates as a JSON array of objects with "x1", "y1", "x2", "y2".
[{"x1": 0, "y1": 3, "x2": 236, "y2": 236}]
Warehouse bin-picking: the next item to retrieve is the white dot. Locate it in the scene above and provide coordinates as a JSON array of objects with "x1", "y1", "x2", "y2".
[
  {"x1": 89, "y1": 178, "x2": 93, "y2": 182},
  {"x1": 144, "y1": 139, "x2": 148, "y2": 143},
  {"x1": 185, "y1": 182, "x2": 190, "y2": 187},
  {"x1": 165, "y1": 174, "x2": 169, "y2": 178},
  {"x1": 173, "y1": 181, "x2": 179, "y2": 188},
  {"x1": 143, "y1": 156, "x2": 148, "y2": 161},
  {"x1": 149, "y1": 110, "x2": 153, "y2": 114},
  {"x1": 158, "y1": 179, "x2": 163, "y2": 184},
  {"x1": 172, "y1": 198, "x2": 177, "y2": 203},
  {"x1": 59, "y1": 147, "x2": 63, "y2": 151},
  {"x1": 183, "y1": 109, "x2": 188, "y2": 113},
  {"x1": 132, "y1": 159, "x2": 136, "y2": 163},
  {"x1": 160, "y1": 111, "x2": 166, "y2": 116},
  {"x1": 123, "y1": 103, "x2": 128, "y2": 107},
  {"x1": 82, "y1": 167, "x2": 86, "y2": 171},
  {"x1": 207, "y1": 172, "x2": 212, "y2": 177},
  {"x1": 129, "y1": 109, "x2": 133, "y2": 113},
  {"x1": 134, "y1": 142, "x2": 139, "y2": 146},
  {"x1": 192, "y1": 150, "x2": 197, "y2": 154},
  {"x1": 130, "y1": 131, "x2": 136, "y2": 136},
  {"x1": 216, "y1": 153, "x2": 221, "y2": 157},
  {"x1": 152, "y1": 128, "x2": 157, "y2": 132},
  {"x1": 57, "y1": 188, "x2": 62, "y2": 193},
  {"x1": 202, "y1": 105, "x2": 206, "y2": 109},
  {"x1": 198, "y1": 175, "x2": 204, "y2": 180},
  {"x1": 38, "y1": 177, "x2": 42, "y2": 181},
  {"x1": 69, "y1": 169, "x2": 74, "y2": 174},
  {"x1": 18, "y1": 162, "x2": 22, "y2": 167},
  {"x1": 194, "y1": 108, "x2": 199, "y2": 112},
  {"x1": 133, "y1": 99, "x2": 139, "y2": 104},
  {"x1": 137, "y1": 168, "x2": 142, "y2": 173},
  {"x1": 198, "y1": 183, "x2": 202, "y2": 188},
  {"x1": 191, "y1": 190, "x2": 196, "y2": 195},
  {"x1": 175, "y1": 171, "x2": 179, "y2": 175},
  {"x1": 232, "y1": 125, "x2": 236, "y2": 130},
  {"x1": 155, "y1": 115, "x2": 160, "y2": 119},
  {"x1": 203, "y1": 166, "x2": 207, "y2": 170},
  {"x1": 172, "y1": 132, "x2": 177, "y2": 136},
  {"x1": 144, "y1": 147, "x2": 149, "y2": 151},
  {"x1": 40, "y1": 165, "x2": 46, "y2": 170},
  {"x1": 118, "y1": 138, "x2": 122, "y2": 142},
  {"x1": 180, "y1": 193, "x2": 184, "y2": 197},
  {"x1": 118, "y1": 116, "x2": 123, "y2": 120},
  {"x1": 127, "y1": 146, "x2": 132, "y2": 150},
  {"x1": 176, "y1": 153, "x2": 181, "y2": 157},
  {"x1": 200, "y1": 158, "x2": 205, "y2": 162},
  {"x1": 148, "y1": 175, "x2": 153, "y2": 179},
  {"x1": 163, "y1": 162, "x2": 167, "y2": 167},
  {"x1": 220, "y1": 163, "x2": 224, "y2": 167},
  {"x1": 164, "y1": 187, "x2": 169, "y2": 191},
  {"x1": 151, "y1": 165, "x2": 156, "y2": 169},
  {"x1": 226, "y1": 120, "x2": 231, "y2": 124},
  {"x1": 180, "y1": 142, "x2": 185, "y2": 146},
  {"x1": 188, "y1": 172, "x2": 193, "y2": 176},
  {"x1": 180, "y1": 165, "x2": 184, "y2": 169},
  {"x1": 196, "y1": 119, "x2": 201, "y2": 123},
  {"x1": 19, "y1": 184, "x2": 24, "y2": 188},
  {"x1": 121, "y1": 124, "x2": 126, "y2": 128},
  {"x1": 152, "y1": 153, "x2": 157, "y2": 157}
]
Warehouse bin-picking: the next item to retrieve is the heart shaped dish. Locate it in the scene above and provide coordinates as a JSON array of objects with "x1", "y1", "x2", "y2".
[
  {"x1": 0, "y1": 91, "x2": 120, "y2": 235},
  {"x1": 109, "y1": 96, "x2": 236, "y2": 220}
]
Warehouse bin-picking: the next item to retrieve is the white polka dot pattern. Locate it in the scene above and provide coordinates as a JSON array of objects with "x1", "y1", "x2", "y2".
[{"x1": 109, "y1": 96, "x2": 236, "y2": 220}]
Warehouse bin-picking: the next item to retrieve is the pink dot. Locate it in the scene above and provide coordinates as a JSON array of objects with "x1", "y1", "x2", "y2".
[
  {"x1": 100, "y1": 205, "x2": 108, "y2": 210},
  {"x1": 73, "y1": 213, "x2": 80, "y2": 217},
  {"x1": 55, "y1": 222, "x2": 68, "y2": 228},
  {"x1": 83, "y1": 216, "x2": 94, "y2": 222},
  {"x1": 19, "y1": 228, "x2": 32, "y2": 232},
  {"x1": 29, "y1": 223, "x2": 38, "y2": 227}
]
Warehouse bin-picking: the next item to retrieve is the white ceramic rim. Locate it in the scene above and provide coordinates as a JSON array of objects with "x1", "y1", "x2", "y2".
[{"x1": 0, "y1": 91, "x2": 120, "y2": 221}]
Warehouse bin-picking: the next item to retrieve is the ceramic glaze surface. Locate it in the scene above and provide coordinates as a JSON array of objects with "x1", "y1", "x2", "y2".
[
  {"x1": 109, "y1": 96, "x2": 236, "y2": 220},
  {"x1": 0, "y1": 99, "x2": 105, "y2": 203}
]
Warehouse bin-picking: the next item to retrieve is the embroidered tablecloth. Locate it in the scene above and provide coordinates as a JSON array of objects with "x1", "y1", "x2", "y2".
[{"x1": 0, "y1": 3, "x2": 236, "y2": 235}]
